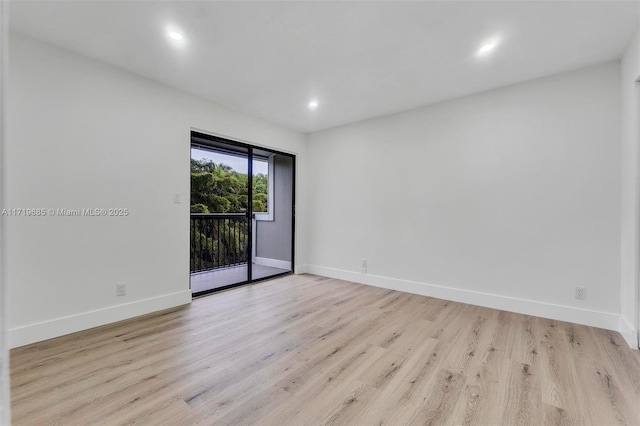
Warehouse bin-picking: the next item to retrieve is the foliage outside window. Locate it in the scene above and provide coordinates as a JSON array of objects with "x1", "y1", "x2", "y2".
[{"x1": 190, "y1": 157, "x2": 268, "y2": 214}]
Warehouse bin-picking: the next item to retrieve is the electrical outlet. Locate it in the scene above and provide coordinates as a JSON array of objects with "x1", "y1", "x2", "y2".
[
  {"x1": 117, "y1": 283, "x2": 126, "y2": 297},
  {"x1": 173, "y1": 193, "x2": 181, "y2": 204},
  {"x1": 361, "y1": 259, "x2": 367, "y2": 274},
  {"x1": 575, "y1": 287, "x2": 586, "y2": 300}
]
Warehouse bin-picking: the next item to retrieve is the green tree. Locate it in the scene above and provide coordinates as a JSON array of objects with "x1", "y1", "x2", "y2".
[
  {"x1": 190, "y1": 158, "x2": 269, "y2": 272},
  {"x1": 190, "y1": 158, "x2": 268, "y2": 213}
]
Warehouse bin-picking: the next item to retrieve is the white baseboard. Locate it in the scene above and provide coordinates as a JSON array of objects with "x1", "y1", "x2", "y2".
[
  {"x1": 620, "y1": 315, "x2": 639, "y2": 349},
  {"x1": 295, "y1": 264, "x2": 308, "y2": 274},
  {"x1": 307, "y1": 265, "x2": 621, "y2": 334},
  {"x1": 254, "y1": 257, "x2": 291, "y2": 270},
  {"x1": 8, "y1": 290, "x2": 192, "y2": 349}
]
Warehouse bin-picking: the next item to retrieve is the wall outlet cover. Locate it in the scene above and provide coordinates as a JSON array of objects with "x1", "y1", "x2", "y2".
[{"x1": 117, "y1": 283, "x2": 126, "y2": 297}]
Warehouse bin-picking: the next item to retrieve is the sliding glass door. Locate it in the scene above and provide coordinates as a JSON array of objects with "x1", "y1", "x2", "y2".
[
  {"x1": 251, "y1": 150, "x2": 294, "y2": 281},
  {"x1": 189, "y1": 132, "x2": 294, "y2": 296}
]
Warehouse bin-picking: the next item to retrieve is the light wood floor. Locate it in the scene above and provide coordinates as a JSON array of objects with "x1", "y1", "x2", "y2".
[{"x1": 10, "y1": 274, "x2": 640, "y2": 425}]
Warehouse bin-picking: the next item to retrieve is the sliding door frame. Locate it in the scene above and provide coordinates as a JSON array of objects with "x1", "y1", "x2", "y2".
[
  {"x1": 636, "y1": 76, "x2": 640, "y2": 349},
  {"x1": 190, "y1": 130, "x2": 296, "y2": 297}
]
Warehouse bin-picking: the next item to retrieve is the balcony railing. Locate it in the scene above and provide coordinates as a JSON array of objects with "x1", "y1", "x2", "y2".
[{"x1": 190, "y1": 213, "x2": 249, "y2": 273}]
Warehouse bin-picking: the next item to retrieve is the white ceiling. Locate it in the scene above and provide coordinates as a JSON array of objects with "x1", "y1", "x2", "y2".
[{"x1": 9, "y1": 1, "x2": 640, "y2": 133}]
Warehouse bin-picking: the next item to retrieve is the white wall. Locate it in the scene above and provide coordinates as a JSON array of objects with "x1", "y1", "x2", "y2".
[
  {"x1": 307, "y1": 62, "x2": 622, "y2": 331},
  {"x1": 6, "y1": 33, "x2": 308, "y2": 348},
  {"x1": 620, "y1": 22, "x2": 640, "y2": 348},
  {"x1": 0, "y1": 2, "x2": 10, "y2": 424},
  {"x1": 5, "y1": 29, "x2": 633, "y2": 350}
]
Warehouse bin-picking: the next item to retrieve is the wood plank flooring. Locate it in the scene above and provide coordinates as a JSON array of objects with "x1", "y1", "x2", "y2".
[{"x1": 10, "y1": 274, "x2": 640, "y2": 425}]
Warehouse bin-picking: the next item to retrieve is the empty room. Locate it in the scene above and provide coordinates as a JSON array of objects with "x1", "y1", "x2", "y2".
[{"x1": 1, "y1": 1, "x2": 640, "y2": 425}]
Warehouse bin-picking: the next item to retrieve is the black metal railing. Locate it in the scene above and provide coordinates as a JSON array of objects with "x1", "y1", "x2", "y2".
[{"x1": 190, "y1": 213, "x2": 249, "y2": 273}]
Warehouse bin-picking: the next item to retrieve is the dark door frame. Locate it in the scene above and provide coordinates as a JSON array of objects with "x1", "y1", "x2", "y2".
[{"x1": 189, "y1": 130, "x2": 296, "y2": 297}]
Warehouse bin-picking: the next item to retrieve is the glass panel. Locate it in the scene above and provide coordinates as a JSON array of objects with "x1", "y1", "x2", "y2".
[
  {"x1": 190, "y1": 145, "x2": 249, "y2": 294},
  {"x1": 251, "y1": 152, "x2": 294, "y2": 281},
  {"x1": 252, "y1": 157, "x2": 269, "y2": 214}
]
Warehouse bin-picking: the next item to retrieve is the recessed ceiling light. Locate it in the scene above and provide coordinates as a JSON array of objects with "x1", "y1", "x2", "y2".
[
  {"x1": 168, "y1": 31, "x2": 184, "y2": 41},
  {"x1": 477, "y1": 40, "x2": 498, "y2": 56},
  {"x1": 308, "y1": 100, "x2": 319, "y2": 110}
]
